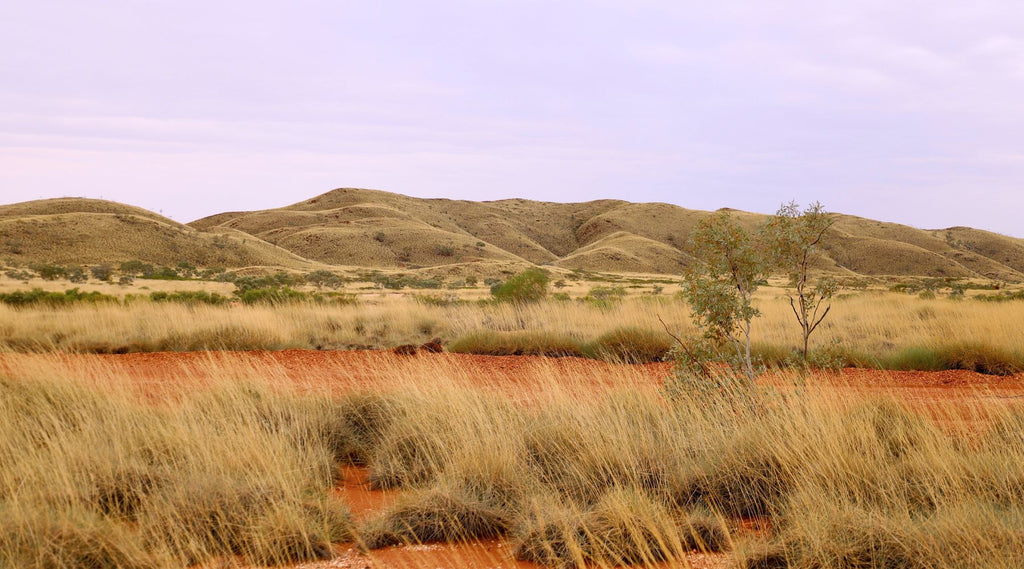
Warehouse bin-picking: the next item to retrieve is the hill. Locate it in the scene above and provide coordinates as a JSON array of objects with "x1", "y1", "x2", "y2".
[
  {"x1": 189, "y1": 188, "x2": 1024, "y2": 281},
  {"x1": 3, "y1": 191, "x2": 1023, "y2": 282},
  {"x1": 0, "y1": 198, "x2": 321, "y2": 270}
]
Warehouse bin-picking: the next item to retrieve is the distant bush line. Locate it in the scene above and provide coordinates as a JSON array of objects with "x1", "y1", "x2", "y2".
[
  {"x1": 0, "y1": 288, "x2": 118, "y2": 307},
  {"x1": 0, "y1": 287, "x2": 356, "y2": 308}
]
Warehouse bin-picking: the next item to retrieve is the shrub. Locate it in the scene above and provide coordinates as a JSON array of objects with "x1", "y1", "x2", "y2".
[
  {"x1": 90, "y1": 264, "x2": 114, "y2": 282},
  {"x1": 3, "y1": 269, "x2": 33, "y2": 281},
  {"x1": 492, "y1": 268, "x2": 549, "y2": 304},
  {"x1": 140, "y1": 266, "x2": 183, "y2": 280},
  {"x1": 882, "y1": 343, "x2": 1023, "y2": 376},
  {"x1": 235, "y1": 286, "x2": 310, "y2": 305},
  {"x1": 449, "y1": 330, "x2": 584, "y2": 357},
  {"x1": 67, "y1": 266, "x2": 88, "y2": 283},
  {"x1": 306, "y1": 270, "x2": 344, "y2": 290},
  {"x1": 585, "y1": 327, "x2": 673, "y2": 363},
  {"x1": 587, "y1": 286, "x2": 627, "y2": 301},
  {"x1": 149, "y1": 290, "x2": 230, "y2": 306},
  {"x1": 370, "y1": 273, "x2": 444, "y2": 290},
  {"x1": 413, "y1": 293, "x2": 464, "y2": 307},
  {"x1": 0, "y1": 288, "x2": 119, "y2": 307},
  {"x1": 976, "y1": 289, "x2": 1024, "y2": 302},
  {"x1": 119, "y1": 260, "x2": 153, "y2": 277},
  {"x1": 30, "y1": 263, "x2": 67, "y2": 280}
]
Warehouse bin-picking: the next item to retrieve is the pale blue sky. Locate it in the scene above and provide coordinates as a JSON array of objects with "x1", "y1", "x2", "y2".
[{"x1": 2, "y1": 1, "x2": 1023, "y2": 236}]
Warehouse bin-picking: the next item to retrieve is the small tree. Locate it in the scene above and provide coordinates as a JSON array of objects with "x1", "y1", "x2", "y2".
[
  {"x1": 492, "y1": 267, "x2": 549, "y2": 304},
  {"x1": 682, "y1": 211, "x2": 768, "y2": 387},
  {"x1": 763, "y1": 201, "x2": 836, "y2": 362}
]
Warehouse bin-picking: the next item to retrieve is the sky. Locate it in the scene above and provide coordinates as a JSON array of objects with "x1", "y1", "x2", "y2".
[{"x1": 2, "y1": 1, "x2": 1023, "y2": 236}]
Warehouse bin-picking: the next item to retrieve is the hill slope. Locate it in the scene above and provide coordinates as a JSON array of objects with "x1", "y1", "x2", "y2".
[
  {"x1": 0, "y1": 199, "x2": 320, "y2": 270},
  {"x1": 3, "y1": 190, "x2": 1023, "y2": 281},
  {"x1": 189, "y1": 188, "x2": 1024, "y2": 281}
]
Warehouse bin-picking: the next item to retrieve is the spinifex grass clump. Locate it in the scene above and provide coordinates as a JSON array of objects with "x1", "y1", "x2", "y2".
[
  {"x1": 345, "y1": 372, "x2": 1024, "y2": 568},
  {"x1": 3, "y1": 355, "x2": 1024, "y2": 569},
  {"x1": 583, "y1": 327, "x2": 673, "y2": 363},
  {"x1": 0, "y1": 373, "x2": 354, "y2": 568},
  {"x1": 448, "y1": 330, "x2": 585, "y2": 357}
]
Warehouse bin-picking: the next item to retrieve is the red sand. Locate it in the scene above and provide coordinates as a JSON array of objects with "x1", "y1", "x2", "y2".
[{"x1": 3, "y1": 349, "x2": 1022, "y2": 405}]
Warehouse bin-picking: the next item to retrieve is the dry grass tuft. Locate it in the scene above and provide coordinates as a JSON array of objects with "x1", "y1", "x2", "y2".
[{"x1": 361, "y1": 486, "x2": 512, "y2": 549}]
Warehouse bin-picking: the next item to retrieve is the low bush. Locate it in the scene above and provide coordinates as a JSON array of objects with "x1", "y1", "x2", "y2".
[
  {"x1": 413, "y1": 293, "x2": 465, "y2": 307},
  {"x1": 492, "y1": 268, "x2": 549, "y2": 304},
  {"x1": 449, "y1": 330, "x2": 585, "y2": 357},
  {"x1": 584, "y1": 327, "x2": 673, "y2": 363},
  {"x1": 0, "y1": 288, "x2": 119, "y2": 307},
  {"x1": 882, "y1": 343, "x2": 1024, "y2": 376},
  {"x1": 369, "y1": 273, "x2": 444, "y2": 290},
  {"x1": 149, "y1": 290, "x2": 230, "y2": 305},
  {"x1": 235, "y1": 286, "x2": 310, "y2": 305},
  {"x1": 975, "y1": 289, "x2": 1024, "y2": 302}
]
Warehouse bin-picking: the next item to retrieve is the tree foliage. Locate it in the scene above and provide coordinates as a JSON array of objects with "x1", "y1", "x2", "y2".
[
  {"x1": 763, "y1": 201, "x2": 836, "y2": 361},
  {"x1": 682, "y1": 211, "x2": 768, "y2": 386}
]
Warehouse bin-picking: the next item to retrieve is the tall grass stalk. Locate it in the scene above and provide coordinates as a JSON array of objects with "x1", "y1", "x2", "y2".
[{"x1": 2, "y1": 355, "x2": 1023, "y2": 567}]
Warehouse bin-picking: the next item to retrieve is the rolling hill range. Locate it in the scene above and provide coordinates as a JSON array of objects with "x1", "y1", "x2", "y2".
[
  {"x1": 3, "y1": 190, "x2": 1024, "y2": 282},
  {"x1": 0, "y1": 198, "x2": 322, "y2": 270}
]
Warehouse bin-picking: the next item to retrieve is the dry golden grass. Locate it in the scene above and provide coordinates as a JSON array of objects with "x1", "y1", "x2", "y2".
[
  {"x1": 2, "y1": 352, "x2": 1023, "y2": 568},
  {"x1": 1, "y1": 286, "x2": 1023, "y2": 373}
]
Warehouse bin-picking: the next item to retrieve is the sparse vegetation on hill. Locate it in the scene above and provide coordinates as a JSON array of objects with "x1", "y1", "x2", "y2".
[
  {"x1": 3, "y1": 190, "x2": 1024, "y2": 280},
  {"x1": 181, "y1": 187, "x2": 1024, "y2": 279}
]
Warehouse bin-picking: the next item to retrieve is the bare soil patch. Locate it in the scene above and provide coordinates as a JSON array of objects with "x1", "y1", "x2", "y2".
[{"x1": 3, "y1": 349, "x2": 1021, "y2": 404}]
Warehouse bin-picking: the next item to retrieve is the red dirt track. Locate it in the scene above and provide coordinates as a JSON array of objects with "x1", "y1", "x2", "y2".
[{"x1": 3, "y1": 349, "x2": 1022, "y2": 405}]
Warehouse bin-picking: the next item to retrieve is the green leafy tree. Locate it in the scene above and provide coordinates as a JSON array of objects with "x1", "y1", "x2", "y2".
[
  {"x1": 763, "y1": 202, "x2": 836, "y2": 362},
  {"x1": 682, "y1": 211, "x2": 768, "y2": 387},
  {"x1": 491, "y1": 267, "x2": 549, "y2": 304}
]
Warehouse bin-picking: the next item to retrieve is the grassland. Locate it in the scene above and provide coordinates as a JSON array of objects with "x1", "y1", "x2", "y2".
[
  {"x1": 4, "y1": 189, "x2": 1024, "y2": 567},
  {"x1": 1, "y1": 351, "x2": 1022, "y2": 568},
  {"x1": 2, "y1": 280, "x2": 1023, "y2": 374}
]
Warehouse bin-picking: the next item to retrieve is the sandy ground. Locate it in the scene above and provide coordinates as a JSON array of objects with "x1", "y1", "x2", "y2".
[{"x1": 4, "y1": 350, "x2": 1023, "y2": 569}]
